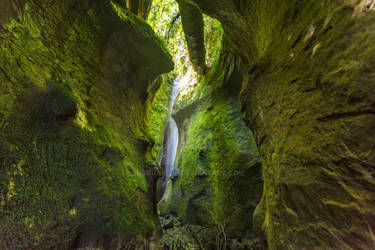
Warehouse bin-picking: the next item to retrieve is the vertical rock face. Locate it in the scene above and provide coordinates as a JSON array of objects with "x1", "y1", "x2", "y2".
[
  {"x1": 159, "y1": 53, "x2": 263, "y2": 249},
  {"x1": 0, "y1": 0, "x2": 173, "y2": 249},
  {"x1": 187, "y1": 0, "x2": 375, "y2": 249},
  {"x1": 177, "y1": 0, "x2": 207, "y2": 74}
]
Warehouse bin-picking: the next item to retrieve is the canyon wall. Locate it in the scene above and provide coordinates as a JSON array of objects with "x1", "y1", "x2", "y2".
[
  {"x1": 0, "y1": 1, "x2": 172, "y2": 248},
  {"x1": 181, "y1": 0, "x2": 375, "y2": 248},
  {"x1": 159, "y1": 52, "x2": 263, "y2": 249}
]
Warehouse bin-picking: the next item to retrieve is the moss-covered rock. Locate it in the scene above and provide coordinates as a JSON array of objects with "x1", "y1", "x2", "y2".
[
  {"x1": 0, "y1": 0, "x2": 173, "y2": 248},
  {"x1": 159, "y1": 51, "x2": 262, "y2": 249},
  {"x1": 187, "y1": 0, "x2": 375, "y2": 249},
  {"x1": 177, "y1": 0, "x2": 207, "y2": 75}
]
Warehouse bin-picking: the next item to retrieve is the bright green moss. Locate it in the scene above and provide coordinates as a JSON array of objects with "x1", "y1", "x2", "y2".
[
  {"x1": 234, "y1": 1, "x2": 375, "y2": 249},
  {"x1": 164, "y1": 53, "x2": 262, "y2": 239}
]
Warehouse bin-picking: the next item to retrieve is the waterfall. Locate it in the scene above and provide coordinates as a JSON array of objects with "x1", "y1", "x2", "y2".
[
  {"x1": 159, "y1": 79, "x2": 179, "y2": 200},
  {"x1": 169, "y1": 78, "x2": 180, "y2": 112}
]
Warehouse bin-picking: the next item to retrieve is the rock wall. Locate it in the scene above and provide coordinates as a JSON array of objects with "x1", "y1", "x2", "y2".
[
  {"x1": 159, "y1": 52, "x2": 262, "y2": 249},
  {"x1": 0, "y1": 0, "x2": 173, "y2": 249},
  {"x1": 177, "y1": 0, "x2": 207, "y2": 74},
  {"x1": 185, "y1": 0, "x2": 375, "y2": 249}
]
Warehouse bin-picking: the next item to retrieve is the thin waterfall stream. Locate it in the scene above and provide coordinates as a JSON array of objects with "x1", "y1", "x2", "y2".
[{"x1": 159, "y1": 78, "x2": 180, "y2": 200}]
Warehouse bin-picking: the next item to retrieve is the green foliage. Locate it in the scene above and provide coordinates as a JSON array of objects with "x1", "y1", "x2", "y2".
[
  {"x1": 147, "y1": 0, "x2": 223, "y2": 77},
  {"x1": 148, "y1": 0, "x2": 188, "y2": 77}
]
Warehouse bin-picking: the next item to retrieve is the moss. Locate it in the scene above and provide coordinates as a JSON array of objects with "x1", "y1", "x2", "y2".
[
  {"x1": 182, "y1": 0, "x2": 375, "y2": 249},
  {"x1": 239, "y1": 3, "x2": 375, "y2": 249},
  {"x1": 162, "y1": 52, "x2": 262, "y2": 243},
  {"x1": 0, "y1": 0, "x2": 173, "y2": 248},
  {"x1": 176, "y1": 95, "x2": 261, "y2": 235}
]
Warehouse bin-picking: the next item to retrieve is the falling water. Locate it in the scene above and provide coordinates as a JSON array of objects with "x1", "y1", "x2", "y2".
[{"x1": 159, "y1": 79, "x2": 179, "y2": 200}]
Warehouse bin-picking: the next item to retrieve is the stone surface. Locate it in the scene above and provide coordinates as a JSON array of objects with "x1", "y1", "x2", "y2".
[
  {"x1": 177, "y1": 0, "x2": 207, "y2": 74},
  {"x1": 2, "y1": 0, "x2": 375, "y2": 249},
  {"x1": 187, "y1": 0, "x2": 375, "y2": 249},
  {"x1": 0, "y1": 1, "x2": 172, "y2": 249},
  {"x1": 159, "y1": 52, "x2": 263, "y2": 247}
]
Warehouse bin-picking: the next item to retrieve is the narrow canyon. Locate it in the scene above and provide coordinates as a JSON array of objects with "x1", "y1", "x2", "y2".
[{"x1": 1, "y1": 0, "x2": 375, "y2": 249}]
